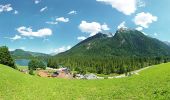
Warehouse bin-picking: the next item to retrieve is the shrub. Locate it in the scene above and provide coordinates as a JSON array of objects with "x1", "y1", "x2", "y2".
[{"x1": 29, "y1": 69, "x2": 34, "y2": 75}]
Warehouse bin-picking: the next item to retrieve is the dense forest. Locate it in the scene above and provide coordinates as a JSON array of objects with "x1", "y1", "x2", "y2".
[
  {"x1": 47, "y1": 56, "x2": 170, "y2": 75},
  {"x1": 47, "y1": 29, "x2": 170, "y2": 75}
]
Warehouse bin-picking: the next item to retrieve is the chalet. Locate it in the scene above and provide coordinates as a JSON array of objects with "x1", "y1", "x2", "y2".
[{"x1": 52, "y1": 67, "x2": 72, "y2": 79}]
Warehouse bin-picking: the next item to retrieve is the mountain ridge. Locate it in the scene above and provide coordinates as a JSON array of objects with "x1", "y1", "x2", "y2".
[
  {"x1": 56, "y1": 28, "x2": 170, "y2": 57},
  {"x1": 10, "y1": 49, "x2": 50, "y2": 60}
]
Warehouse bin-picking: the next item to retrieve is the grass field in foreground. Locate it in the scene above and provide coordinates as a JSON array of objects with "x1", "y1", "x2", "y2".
[{"x1": 0, "y1": 63, "x2": 170, "y2": 100}]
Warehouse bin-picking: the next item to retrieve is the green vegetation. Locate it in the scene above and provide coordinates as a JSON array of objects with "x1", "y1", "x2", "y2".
[
  {"x1": 0, "y1": 63, "x2": 170, "y2": 99},
  {"x1": 48, "y1": 29, "x2": 170, "y2": 75},
  {"x1": 29, "y1": 69, "x2": 34, "y2": 75},
  {"x1": 17, "y1": 66, "x2": 28, "y2": 70},
  {"x1": 28, "y1": 59, "x2": 46, "y2": 70},
  {"x1": 0, "y1": 46, "x2": 16, "y2": 69},
  {"x1": 10, "y1": 49, "x2": 50, "y2": 61}
]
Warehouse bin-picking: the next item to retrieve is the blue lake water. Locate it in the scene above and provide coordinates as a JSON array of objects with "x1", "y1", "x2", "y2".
[{"x1": 15, "y1": 59, "x2": 30, "y2": 66}]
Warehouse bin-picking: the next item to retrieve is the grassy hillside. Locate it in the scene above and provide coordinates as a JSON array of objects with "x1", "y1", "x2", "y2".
[
  {"x1": 0, "y1": 63, "x2": 170, "y2": 100},
  {"x1": 10, "y1": 49, "x2": 50, "y2": 61}
]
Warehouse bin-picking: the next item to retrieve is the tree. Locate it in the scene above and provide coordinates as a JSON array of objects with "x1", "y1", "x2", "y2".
[
  {"x1": 75, "y1": 67, "x2": 86, "y2": 75},
  {"x1": 28, "y1": 59, "x2": 46, "y2": 70},
  {"x1": 0, "y1": 46, "x2": 16, "y2": 69}
]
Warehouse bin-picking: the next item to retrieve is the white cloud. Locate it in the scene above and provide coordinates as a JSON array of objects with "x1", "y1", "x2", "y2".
[
  {"x1": 101, "y1": 23, "x2": 110, "y2": 30},
  {"x1": 46, "y1": 17, "x2": 69, "y2": 25},
  {"x1": 53, "y1": 46, "x2": 71, "y2": 54},
  {"x1": 17, "y1": 26, "x2": 52, "y2": 37},
  {"x1": 40, "y1": 6, "x2": 47, "y2": 12},
  {"x1": 14, "y1": 10, "x2": 18, "y2": 14},
  {"x1": 154, "y1": 33, "x2": 158, "y2": 36},
  {"x1": 20, "y1": 47, "x2": 26, "y2": 50},
  {"x1": 0, "y1": 4, "x2": 13, "y2": 13},
  {"x1": 68, "y1": 10, "x2": 77, "y2": 15},
  {"x1": 77, "y1": 36, "x2": 86, "y2": 41},
  {"x1": 134, "y1": 12, "x2": 158, "y2": 28},
  {"x1": 46, "y1": 21, "x2": 58, "y2": 25},
  {"x1": 79, "y1": 21, "x2": 110, "y2": 36},
  {"x1": 136, "y1": 27, "x2": 143, "y2": 31},
  {"x1": 10, "y1": 35, "x2": 22, "y2": 40},
  {"x1": 117, "y1": 21, "x2": 127, "y2": 29},
  {"x1": 96, "y1": 0, "x2": 137, "y2": 15},
  {"x1": 35, "y1": 0, "x2": 41, "y2": 4},
  {"x1": 9, "y1": 48, "x2": 14, "y2": 51},
  {"x1": 56, "y1": 17, "x2": 69, "y2": 23}
]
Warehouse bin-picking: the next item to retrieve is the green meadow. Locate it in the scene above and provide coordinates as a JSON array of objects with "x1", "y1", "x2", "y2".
[{"x1": 0, "y1": 63, "x2": 170, "y2": 100}]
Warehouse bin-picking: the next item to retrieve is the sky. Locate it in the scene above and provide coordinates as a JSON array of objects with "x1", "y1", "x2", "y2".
[{"x1": 0, "y1": 0, "x2": 170, "y2": 54}]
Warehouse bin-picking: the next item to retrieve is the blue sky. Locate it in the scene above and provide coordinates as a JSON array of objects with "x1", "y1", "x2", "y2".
[{"x1": 0, "y1": 0, "x2": 170, "y2": 54}]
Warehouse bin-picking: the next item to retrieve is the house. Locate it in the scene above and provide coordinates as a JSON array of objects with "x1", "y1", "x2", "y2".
[
  {"x1": 75, "y1": 73, "x2": 104, "y2": 79},
  {"x1": 52, "y1": 67, "x2": 72, "y2": 79},
  {"x1": 84, "y1": 74, "x2": 98, "y2": 79},
  {"x1": 75, "y1": 74, "x2": 85, "y2": 79}
]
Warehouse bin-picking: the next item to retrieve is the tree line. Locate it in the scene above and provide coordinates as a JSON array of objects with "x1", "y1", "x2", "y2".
[{"x1": 47, "y1": 55, "x2": 170, "y2": 75}]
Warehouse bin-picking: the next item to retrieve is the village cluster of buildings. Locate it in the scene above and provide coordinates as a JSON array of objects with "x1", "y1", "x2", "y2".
[{"x1": 19, "y1": 67, "x2": 105, "y2": 79}]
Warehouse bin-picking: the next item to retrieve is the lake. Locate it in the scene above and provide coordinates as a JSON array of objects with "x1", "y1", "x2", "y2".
[{"x1": 15, "y1": 59, "x2": 30, "y2": 66}]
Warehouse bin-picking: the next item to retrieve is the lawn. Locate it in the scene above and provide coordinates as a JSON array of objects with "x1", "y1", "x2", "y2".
[
  {"x1": 17, "y1": 65, "x2": 28, "y2": 70},
  {"x1": 0, "y1": 63, "x2": 170, "y2": 100}
]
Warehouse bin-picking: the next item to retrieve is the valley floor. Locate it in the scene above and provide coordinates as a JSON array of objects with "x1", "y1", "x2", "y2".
[{"x1": 0, "y1": 63, "x2": 170, "y2": 100}]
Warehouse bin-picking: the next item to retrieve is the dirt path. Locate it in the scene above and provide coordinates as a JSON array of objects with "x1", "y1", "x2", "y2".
[{"x1": 108, "y1": 66, "x2": 153, "y2": 79}]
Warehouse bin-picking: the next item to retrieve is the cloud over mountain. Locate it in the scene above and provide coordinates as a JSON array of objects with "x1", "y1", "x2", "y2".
[{"x1": 79, "y1": 21, "x2": 110, "y2": 36}]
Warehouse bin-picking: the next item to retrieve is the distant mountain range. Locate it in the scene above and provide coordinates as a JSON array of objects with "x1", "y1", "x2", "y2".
[
  {"x1": 10, "y1": 49, "x2": 50, "y2": 60},
  {"x1": 11, "y1": 28, "x2": 170, "y2": 61},
  {"x1": 56, "y1": 28, "x2": 170, "y2": 58}
]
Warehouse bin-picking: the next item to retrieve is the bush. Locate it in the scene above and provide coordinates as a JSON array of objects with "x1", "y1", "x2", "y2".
[
  {"x1": 28, "y1": 59, "x2": 46, "y2": 70},
  {"x1": 29, "y1": 69, "x2": 34, "y2": 75}
]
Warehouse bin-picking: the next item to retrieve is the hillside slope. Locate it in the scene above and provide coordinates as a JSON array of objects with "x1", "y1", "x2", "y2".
[
  {"x1": 0, "y1": 63, "x2": 170, "y2": 99},
  {"x1": 10, "y1": 49, "x2": 50, "y2": 60},
  {"x1": 164, "y1": 41, "x2": 170, "y2": 47},
  {"x1": 57, "y1": 28, "x2": 170, "y2": 57}
]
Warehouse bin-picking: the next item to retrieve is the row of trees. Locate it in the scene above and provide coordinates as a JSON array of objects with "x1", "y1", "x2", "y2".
[
  {"x1": 0, "y1": 46, "x2": 16, "y2": 69},
  {"x1": 47, "y1": 56, "x2": 170, "y2": 75}
]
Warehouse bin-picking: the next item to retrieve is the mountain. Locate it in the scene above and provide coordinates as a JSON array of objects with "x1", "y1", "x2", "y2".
[
  {"x1": 10, "y1": 49, "x2": 50, "y2": 60},
  {"x1": 164, "y1": 41, "x2": 170, "y2": 47},
  {"x1": 56, "y1": 28, "x2": 170, "y2": 57},
  {"x1": 48, "y1": 28, "x2": 170, "y2": 74}
]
